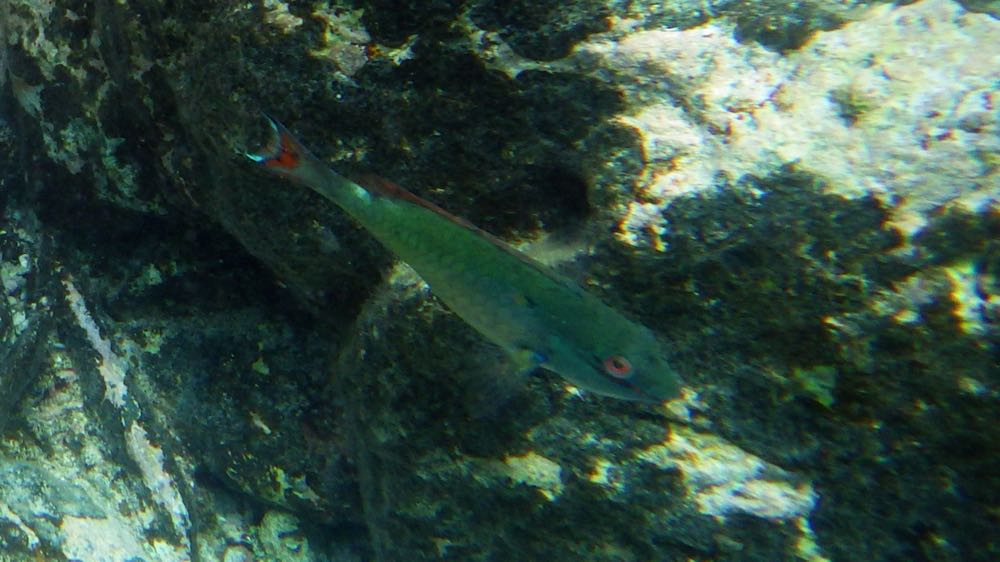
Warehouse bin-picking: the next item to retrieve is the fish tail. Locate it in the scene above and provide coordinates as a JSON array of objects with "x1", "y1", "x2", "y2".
[
  {"x1": 244, "y1": 114, "x2": 326, "y2": 184},
  {"x1": 245, "y1": 114, "x2": 373, "y2": 219}
]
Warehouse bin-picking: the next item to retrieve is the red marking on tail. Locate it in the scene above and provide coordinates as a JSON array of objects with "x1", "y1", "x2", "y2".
[{"x1": 264, "y1": 132, "x2": 302, "y2": 170}]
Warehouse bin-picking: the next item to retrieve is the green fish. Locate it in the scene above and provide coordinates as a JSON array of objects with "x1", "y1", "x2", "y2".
[{"x1": 246, "y1": 116, "x2": 682, "y2": 402}]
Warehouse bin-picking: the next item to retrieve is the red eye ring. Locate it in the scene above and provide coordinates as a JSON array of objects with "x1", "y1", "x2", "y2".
[{"x1": 603, "y1": 355, "x2": 633, "y2": 379}]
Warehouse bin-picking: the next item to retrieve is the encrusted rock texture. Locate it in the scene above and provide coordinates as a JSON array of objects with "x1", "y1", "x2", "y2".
[{"x1": 0, "y1": 0, "x2": 996, "y2": 560}]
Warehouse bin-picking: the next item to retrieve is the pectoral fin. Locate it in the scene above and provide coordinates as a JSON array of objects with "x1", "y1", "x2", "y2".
[
  {"x1": 511, "y1": 346, "x2": 548, "y2": 377},
  {"x1": 456, "y1": 343, "x2": 548, "y2": 419}
]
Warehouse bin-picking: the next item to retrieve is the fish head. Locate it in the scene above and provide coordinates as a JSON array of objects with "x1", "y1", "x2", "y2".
[{"x1": 545, "y1": 325, "x2": 683, "y2": 403}]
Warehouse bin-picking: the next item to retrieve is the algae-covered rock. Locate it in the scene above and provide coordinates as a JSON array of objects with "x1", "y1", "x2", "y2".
[
  {"x1": 0, "y1": 121, "x2": 55, "y2": 436},
  {"x1": 0, "y1": 0, "x2": 996, "y2": 561}
]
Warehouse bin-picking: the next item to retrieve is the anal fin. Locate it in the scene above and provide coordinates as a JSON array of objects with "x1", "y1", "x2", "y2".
[{"x1": 457, "y1": 342, "x2": 539, "y2": 420}]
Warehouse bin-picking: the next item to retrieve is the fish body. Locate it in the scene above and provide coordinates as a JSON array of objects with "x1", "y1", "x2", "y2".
[{"x1": 246, "y1": 116, "x2": 682, "y2": 402}]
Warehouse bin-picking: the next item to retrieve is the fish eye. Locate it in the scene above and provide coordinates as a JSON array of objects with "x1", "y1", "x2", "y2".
[{"x1": 603, "y1": 355, "x2": 633, "y2": 379}]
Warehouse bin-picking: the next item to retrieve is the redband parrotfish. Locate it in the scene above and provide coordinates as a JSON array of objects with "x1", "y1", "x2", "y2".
[{"x1": 246, "y1": 116, "x2": 682, "y2": 402}]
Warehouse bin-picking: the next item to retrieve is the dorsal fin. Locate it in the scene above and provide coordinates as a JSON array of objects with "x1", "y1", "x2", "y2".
[{"x1": 354, "y1": 175, "x2": 582, "y2": 291}]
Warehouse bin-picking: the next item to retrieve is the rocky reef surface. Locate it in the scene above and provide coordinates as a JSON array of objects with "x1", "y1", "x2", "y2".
[{"x1": 0, "y1": 0, "x2": 996, "y2": 560}]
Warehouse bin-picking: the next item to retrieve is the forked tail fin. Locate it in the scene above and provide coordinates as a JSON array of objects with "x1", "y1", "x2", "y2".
[{"x1": 244, "y1": 114, "x2": 323, "y2": 182}]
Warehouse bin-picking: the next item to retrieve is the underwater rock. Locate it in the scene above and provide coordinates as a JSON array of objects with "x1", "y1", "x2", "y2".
[
  {"x1": 554, "y1": 0, "x2": 999, "y2": 245},
  {"x1": 0, "y1": 460, "x2": 142, "y2": 560},
  {"x1": 0, "y1": 147, "x2": 54, "y2": 435},
  {"x1": 258, "y1": 510, "x2": 313, "y2": 561},
  {"x1": 0, "y1": 0, "x2": 995, "y2": 561}
]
